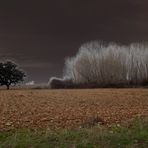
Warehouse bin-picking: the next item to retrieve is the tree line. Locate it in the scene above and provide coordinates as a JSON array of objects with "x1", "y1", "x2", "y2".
[
  {"x1": 1, "y1": 41, "x2": 148, "y2": 89},
  {"x1": 50, "y1": 41, "x2": 148, "y2": 88},
  {"x1": 64, "y1": 41, "x2": 148, "y2": 87}
]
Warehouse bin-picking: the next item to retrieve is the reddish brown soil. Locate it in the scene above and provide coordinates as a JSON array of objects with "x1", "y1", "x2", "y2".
[{"x1": 0, "y1": 89, "x2": 148, "y2": 130}]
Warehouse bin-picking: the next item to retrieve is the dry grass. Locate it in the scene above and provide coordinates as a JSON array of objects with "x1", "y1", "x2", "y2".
[{"x1": 0, "y1": 88, "x2": 148, "y2": 130}]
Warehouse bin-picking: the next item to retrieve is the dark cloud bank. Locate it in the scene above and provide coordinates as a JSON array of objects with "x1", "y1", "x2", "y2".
[{"x1": 0, "y1": 0, "x2": 148, "y2": 83}]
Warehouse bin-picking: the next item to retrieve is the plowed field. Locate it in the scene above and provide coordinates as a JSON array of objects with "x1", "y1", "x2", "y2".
[{"x1": 0, "y1": 89, "x2": 148, "y2": 130}]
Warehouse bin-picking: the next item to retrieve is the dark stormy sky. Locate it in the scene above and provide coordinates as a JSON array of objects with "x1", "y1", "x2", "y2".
[{"x1": 0, "y1": 0, "x2": 148, "y2": 83}]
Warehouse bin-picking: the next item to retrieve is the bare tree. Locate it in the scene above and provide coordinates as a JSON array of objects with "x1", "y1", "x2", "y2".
[{"x1": 64, "y1": 41, "x2": 148, "y2": 87}]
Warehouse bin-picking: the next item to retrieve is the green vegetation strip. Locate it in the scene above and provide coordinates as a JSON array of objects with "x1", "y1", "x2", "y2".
[{"x1": 0, "y1": 118, "x2": 148, "y2": 148}]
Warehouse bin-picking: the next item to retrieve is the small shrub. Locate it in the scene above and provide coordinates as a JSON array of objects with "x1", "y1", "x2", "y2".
[{"x1": 49, "y1": 77, "x2": 73, "y2": 89}]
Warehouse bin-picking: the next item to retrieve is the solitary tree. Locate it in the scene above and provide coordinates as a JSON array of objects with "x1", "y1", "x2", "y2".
[{"x1": 0, "y1": 61, "x2": 26, "y2": 89}]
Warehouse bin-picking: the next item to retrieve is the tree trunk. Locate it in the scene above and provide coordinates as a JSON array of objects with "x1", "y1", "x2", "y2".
[{"x1": 6, "y1": 85, "x2": 10, "y2": 90}]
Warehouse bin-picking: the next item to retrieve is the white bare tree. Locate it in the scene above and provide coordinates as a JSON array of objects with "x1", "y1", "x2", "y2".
[{"x1": 64, "y1": 41, "x2": 148, "y2": 87}]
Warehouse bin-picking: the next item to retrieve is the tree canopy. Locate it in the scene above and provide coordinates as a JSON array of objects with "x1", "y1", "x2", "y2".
[{"x1": 0, "y1": 61, "x2": 26, "y2": 89}]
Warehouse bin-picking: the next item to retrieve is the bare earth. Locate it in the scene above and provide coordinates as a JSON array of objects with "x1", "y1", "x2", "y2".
[{"x1": 0, "y1": 89, "x2": 148, "y2": 130}]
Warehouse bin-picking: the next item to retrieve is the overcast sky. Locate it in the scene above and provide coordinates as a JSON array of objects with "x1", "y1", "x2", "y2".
[{"x1": 0, "y1": 0, "x2": 148, "y2": 83}]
